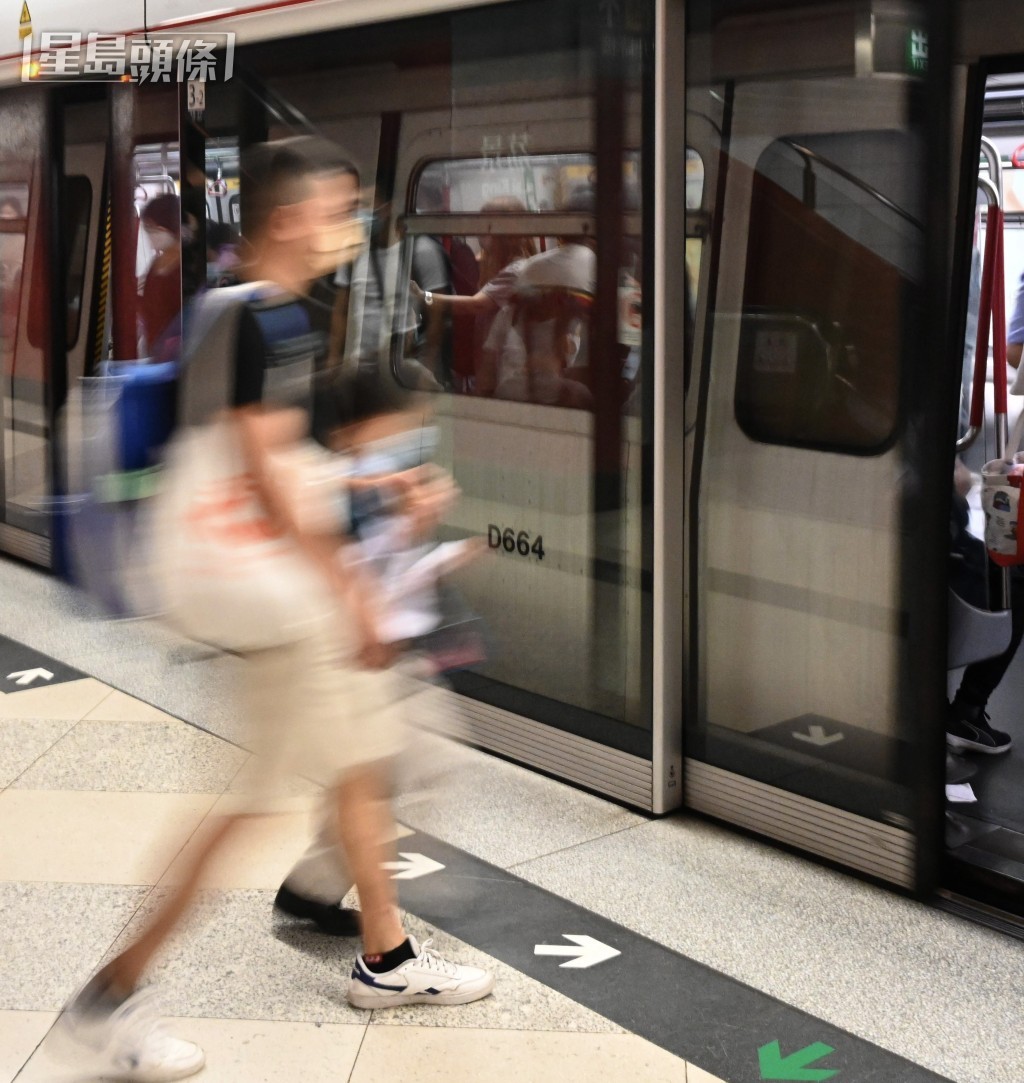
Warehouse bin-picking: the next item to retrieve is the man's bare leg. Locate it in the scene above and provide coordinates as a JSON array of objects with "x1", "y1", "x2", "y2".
[
  {"x1": 330, "y1": 763, "x2": 404, "y2": 954},
  {"x1": 94, "y1": 813, "x2": 248, "y2": 994}
]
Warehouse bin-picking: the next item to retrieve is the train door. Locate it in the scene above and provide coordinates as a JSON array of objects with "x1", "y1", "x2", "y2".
[
  {"x1": 0, "y1": 87, "x2": 105, "y2": 567},
  {"x1": 230, "y1": 0, "x2": 664, "y2": 810},
  {"x1": 684, "y1": 0, "x2": 952, "y2": 891},
  {"x1": 64, "y1": 106, "x2": 106, "y2": 390},
  {"x1": 0, "y1": 87, "x2": 54, "y2": 564}
]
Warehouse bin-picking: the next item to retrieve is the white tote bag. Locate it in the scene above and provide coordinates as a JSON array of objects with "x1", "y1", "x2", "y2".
[{"x1": 144, "y1": 418, "x2": 333, "y2": 651}]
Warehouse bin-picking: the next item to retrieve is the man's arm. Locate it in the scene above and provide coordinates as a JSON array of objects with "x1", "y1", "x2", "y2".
[{"x1": 234, "y1": 405, "x2": 393, "y2": 668}]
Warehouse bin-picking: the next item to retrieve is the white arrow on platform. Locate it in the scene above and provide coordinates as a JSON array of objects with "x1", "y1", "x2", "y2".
[
  {"x1": 793, "y1": 724, "x2": 844, "y2": 747},
  {"x1": 382, "y1": 853, "x2": 445, "y2": 880},
  {"x1": 534, "y1": 935, "x2": 621, "y2": 969},
  {"x1": 6, "y1": 668, "x2": 54, "y2": 687}
]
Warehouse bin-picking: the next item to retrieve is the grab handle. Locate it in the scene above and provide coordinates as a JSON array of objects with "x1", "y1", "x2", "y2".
[{"x1": 962, "y1": 178, "x2": 1009, "y2": 453}]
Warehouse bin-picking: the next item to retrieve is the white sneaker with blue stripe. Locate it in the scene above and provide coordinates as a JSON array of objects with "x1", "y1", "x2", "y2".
[{"x1": 347, "y1": 936, "x2": 495, "y2": 1008}]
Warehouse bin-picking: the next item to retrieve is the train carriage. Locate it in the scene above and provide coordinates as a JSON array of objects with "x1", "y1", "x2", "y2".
[{"x1": 7, "y1": 0, "x2": 1024, "y2": 931}]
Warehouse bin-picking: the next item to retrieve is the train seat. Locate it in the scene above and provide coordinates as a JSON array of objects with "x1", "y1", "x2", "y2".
[{"x1": 948, "y1": 586, "x2": 1011, "y2": 670}]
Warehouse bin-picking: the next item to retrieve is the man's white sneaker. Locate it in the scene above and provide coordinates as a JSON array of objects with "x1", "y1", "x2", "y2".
[
  {"x1": 347, "y1": 936, "x2": 495, "y2": 1008},
  {"x1": 51, "y1": 983, "x2": 205, "y2": 1082}
]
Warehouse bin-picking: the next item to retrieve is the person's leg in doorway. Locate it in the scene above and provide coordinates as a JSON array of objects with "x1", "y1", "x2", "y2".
[{"x1": 949, "y1": 567, "x2": 1024, "y2": 755}]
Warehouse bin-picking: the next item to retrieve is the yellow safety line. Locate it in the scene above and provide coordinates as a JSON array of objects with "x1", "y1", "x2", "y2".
[{"x1": 93, "y1": 199, "x2": 111, "y2": 366}]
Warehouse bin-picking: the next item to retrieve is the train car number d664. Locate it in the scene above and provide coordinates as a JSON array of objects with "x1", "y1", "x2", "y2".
[{"x1": 487, "y1": 525, "x2": 545, "y2": 561}]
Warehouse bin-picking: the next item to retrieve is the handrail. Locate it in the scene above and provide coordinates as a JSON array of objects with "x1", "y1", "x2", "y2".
[
  {"x1": 962, "y1": 178, "x2": 998, "y2": 452},
  {"x1": 778, "y1": 138, "x2": 923, "y2": 231},
  {"x1": 969, "y1": 177, "x2": 1009, "y2": 457},
  {"x1": 967, "y1": 174, "x2": 1011, "y2": 609},
  {"x1": 980, "y1": 137, "x2": 1003, "y2": 206}
]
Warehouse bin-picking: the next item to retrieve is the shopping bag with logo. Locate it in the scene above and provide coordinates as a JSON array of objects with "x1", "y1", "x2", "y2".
[
  {"x1": 142, "y1": 417, "x2": 335, "y2": 652},
  {"x1": 982, "y1": 411, "x2": 1024, "y2": 566}
]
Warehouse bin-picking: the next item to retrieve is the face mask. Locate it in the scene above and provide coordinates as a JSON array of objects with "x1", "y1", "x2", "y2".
[{"x1": 147, "y1": 228, "x2": 175, "y2": 253}]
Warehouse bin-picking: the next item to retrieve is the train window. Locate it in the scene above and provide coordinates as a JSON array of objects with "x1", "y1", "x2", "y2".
[
  {"x1": 0, "y1": 183, "x2": 29, "y2": 367},
  {"x1": 401, "y1": 153, "x2": 640, "y2": 406},
  {"x1": 205, "y1": 141, "x2": 239, "y2": 230},
  {"x1": 415, "y1": 154, "x2": 596, "y2": 214},
  {"x1": 735, "y1": 132, "x2": 918, "y2": 453},
  {"x1": 64, "y1": 176, "x2": 92, "y2": 350}
]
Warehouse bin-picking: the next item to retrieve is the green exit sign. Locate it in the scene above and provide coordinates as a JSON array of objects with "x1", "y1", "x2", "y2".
[{"x1": 907, "y1": 28, "x2": 928, "y2": 74}]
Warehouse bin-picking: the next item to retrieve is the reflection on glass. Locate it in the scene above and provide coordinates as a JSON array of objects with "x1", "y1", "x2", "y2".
[
  {"x1": 0, "y1": 184, "x2": 28, "y2": 371},
  {"x1": 685, "y1": 147, "x2": 704, "y2": 211},
  {"x1": 234, "y1": 0, "x2": 652, "y2": 739},
  {"x1": 1, "y1": 168, "x2": 51, "y2": 535},
  {"x1": 133, "y1": 143, "x2": 183, "y2": 359},
  {"x1": 688, "y1": 0, "x2": 929, "y2": 822},
  {"x1": 65, "y1": 177, "x2": 92, "y2": 349}
]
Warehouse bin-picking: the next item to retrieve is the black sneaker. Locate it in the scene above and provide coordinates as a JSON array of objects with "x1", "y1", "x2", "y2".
[
  {"x1": 273, "y1": 884, "x2": 361, "y2": 936},
  {"x1": 947, "y1": 703, "x2": 1012, "y2": 755}
]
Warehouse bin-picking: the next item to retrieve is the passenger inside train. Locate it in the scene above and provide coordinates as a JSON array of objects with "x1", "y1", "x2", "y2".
[
  {"x1": 410, "y1": 194, "x2": 536, "y2": 395},
  {"x1": 138, "y1": 194, "x2": 184, "y2": 359},
  {"x1": 946, "y1": 95, "x2": 1024, "y2": 851},
  {"x1": 332, "y1": 180, "x2": 441, "y2": 391},
  {"x1": 492, "y1": 240, "x2": 595, "y2": 409}
]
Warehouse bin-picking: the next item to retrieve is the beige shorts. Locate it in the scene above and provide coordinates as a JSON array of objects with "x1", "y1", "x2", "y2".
[{"x1": 236, "y1": 608, "x2": 409, "y2": 809}]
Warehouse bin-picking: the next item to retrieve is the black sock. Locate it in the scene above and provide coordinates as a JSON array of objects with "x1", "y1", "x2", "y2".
[{"x1": 362, "y1": 938, "x2": 417, "y2": 974}]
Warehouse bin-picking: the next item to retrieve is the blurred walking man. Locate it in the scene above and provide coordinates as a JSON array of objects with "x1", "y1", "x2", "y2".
[{"x1": 55, "y1": 138, "x2": 493, "y2": 1083}]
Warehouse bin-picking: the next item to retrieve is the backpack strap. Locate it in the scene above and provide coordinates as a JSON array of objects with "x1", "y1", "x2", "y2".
[{"x1": 178, "y1": 282, "x2": 276, "y2": 427}]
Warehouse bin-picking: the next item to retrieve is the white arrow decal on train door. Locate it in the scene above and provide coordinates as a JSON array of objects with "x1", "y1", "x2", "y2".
[{"x1": 792, "y1": 725, "x2": 844, "y2": 747}]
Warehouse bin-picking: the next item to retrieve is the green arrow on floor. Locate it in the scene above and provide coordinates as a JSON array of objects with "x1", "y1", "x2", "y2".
[{"x1": 758, "y1": 1040, "x2": 838, "y2": 1081}]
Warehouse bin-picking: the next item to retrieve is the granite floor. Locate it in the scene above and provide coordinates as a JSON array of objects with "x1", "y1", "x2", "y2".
[
  {"x1": 0, "y1": 673, "x2": 701, "y2": 1083},
  {"x1": 2, "y1": 555, "x2": 1024, "y2": 1082}
]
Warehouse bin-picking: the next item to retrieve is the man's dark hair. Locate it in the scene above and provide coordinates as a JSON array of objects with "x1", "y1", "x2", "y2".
[
  {"x1": 239, "y1": 139, "x2": 317, "y2": 240},
  {"x1": 240, "y1": 137, "x2": 359, "y2": 240},
  {"x1": 300, "y1": 137, "x2": 360, "y2": 186},
  {"x1": 140, "y1": 192, "x2": 180, "y2": 234}
]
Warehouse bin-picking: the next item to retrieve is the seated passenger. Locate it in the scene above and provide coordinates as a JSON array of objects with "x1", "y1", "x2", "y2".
[
  {"x1": 494, "y1": 242, "x2": 595, "y2": 409},
  {"x1": 413, "y1": 196, "x2": 537, "y2": 394}
]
